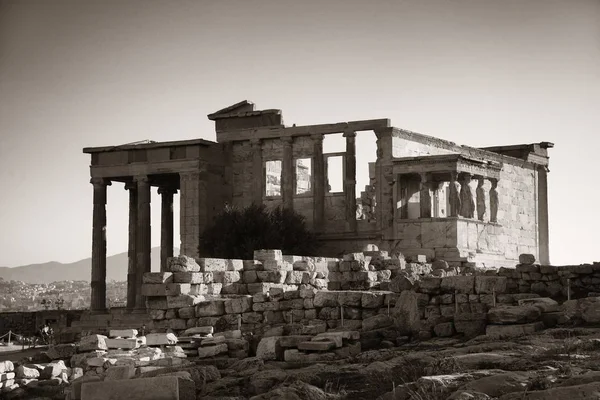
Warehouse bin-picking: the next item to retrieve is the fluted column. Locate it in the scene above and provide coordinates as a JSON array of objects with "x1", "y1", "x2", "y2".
[
  {"x1": 282, "y1": 137, "x2": 294, "y2": 209},
  {"x1": 459, "y1": 173, "x2": 475, "y2": 218},
  {"x1": 124, "y1": 181, "x2": 137, "y2": 311},
  {"x1": 476, "y1": 177, "x2": 488, "y2": 221},
  {"x1": 134, "y1": 175, "x2": 151, "y2": 311},
  {"x1": 90, "y1": 177, "x2": 111, "y2": 313},
  {"x1": 343, "y1": 130, "x2": 357, "y2": 231},
  {"x1": 448, "y1": 171, "x2": 461, "y2": 217},
  {"x1": 251, "y1": 139, "x2": 263, "y2": 204},
  {"x1": 419, "y1": 173, "x2": 433, "y2": 218},
  {"x1": 158, "y1": 186, "x2": 176, "y2": 272},
  {"x1": 311, "y1": 134, "x2": 325, "y2": 231},
  {"x1": 489, "y1": 178, "x2": 499, "y2": 223}
]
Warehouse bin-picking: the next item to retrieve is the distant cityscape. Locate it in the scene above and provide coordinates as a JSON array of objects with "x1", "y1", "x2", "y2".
[{"x1": 0, "y1": 278, "x2": 126, "y2": 312}]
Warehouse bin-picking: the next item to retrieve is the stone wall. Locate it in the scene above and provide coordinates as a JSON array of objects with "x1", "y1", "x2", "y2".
[{"x1": 0, "y1": 310, "x2": 84, "y2": 337}]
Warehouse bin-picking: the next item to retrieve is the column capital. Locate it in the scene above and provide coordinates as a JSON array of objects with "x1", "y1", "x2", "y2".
[
  {"x1": 124, "y1": 181, "x2": 136, "y2": 191},
  {"x1": 158, "y1": 186, "x2": 178, "y2": 195},
  {"x1": 281, "y1": 136, "x2": 293, "y2": 145},
  {"x1": 250, "y1": 138, "x2": 262, "y2": 147},
  {"x1": 374, "y1": 127, "x2": 394, "y2": 139},
  {"x1": 179, "y1": 171, "x2": 201, "y2": 182},
  {"x1": 489, "y1": 177, "x2": 499, "y2": 188},
  {"x1": 450, "y1": 171, "x2": 460, "y2": 181},
  {"x1": 90, "y1": 177, "x2": 111, "y2": 188},
  {"x1": 343, "y1": 130, "x2": 357, "y2": 138}
]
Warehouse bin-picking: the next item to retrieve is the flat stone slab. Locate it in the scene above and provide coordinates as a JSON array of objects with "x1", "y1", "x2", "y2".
[
  {"x1": 297, "y1": 340, "x2": 336, "y2": 351},
  {"x1": 279, "y1": 335, "x2": 313, "y2": 348},
  {"x1": 182, "y1": 326, "x2": 213, "y2": 336},
  {"x1": 105, "y1": 338, "x2": 145, "y2": 350},
  {"x1": 517, "y1": 297, "x2": 560, "y2": 313},
  {"x1": 284, "y1": 349, "x2": 337, "y2": 363},
  {"x1": 143, "y1": 272, "x2": 173, "y2": 284},
  {"x1": 197, "y1": 343, "x2": 228, "y2": 358},
  {"x1": 486, "y1": 322, "x2": 544, "y2": 339},
  {"x1": 80, "y1": 375, "x2": 193, "y2": 400},
  {"x1": 104, "y1": 365, "x2": 135, "y2": 381}
]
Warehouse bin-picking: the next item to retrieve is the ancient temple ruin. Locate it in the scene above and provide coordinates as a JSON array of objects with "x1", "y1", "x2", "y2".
[{"x1": 83, "y1": 100, "x2": 552, "y2": 313}]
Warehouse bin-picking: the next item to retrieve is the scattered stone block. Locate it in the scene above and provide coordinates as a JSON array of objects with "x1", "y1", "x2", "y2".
[
  {"x1": 105, "y1": 338, "x2": 145, "y2": 350},
  {"x1": 146, "y1": 333, "x2": 178, "y2": 346},
  {"x1": 47, "y1": 343, "x2": 77, "y2": 360},
  {"x1": 256, "y1": 336, "x2": 284, "y2": 361},
  {"x1": 475, "y1": 276, "x2": 507, "y2": 294},
  {"x1": 254, "y1": 249, "x2": 283, "y2": 262},
  {"x1": 517, "y1": 297, "x2": 559, "y2": 313},
  {"x1": 167, "y1": 255, "x2": 201, "y2": 272},
  {"x1": 224, "y1": 296, "x2": 253, "y2": 314},
  {"x1": 0, "y1": 361, "x2": 14, "y2": 374},
  {"x1": 441, "y1": 276, "x2": 475, "y2": 294},
  {"x1": 197, "y1": 343, "x2": 228, "y2": 358},
  {"x1": 195, "y1": 300, "x2": 226, "y2": 317},
  {"x1": 182, "y1": 326, "x2": 213, "y2": 336},
  {"x1": 146, "y1": 297, "x2": 168, "y2": 309}
]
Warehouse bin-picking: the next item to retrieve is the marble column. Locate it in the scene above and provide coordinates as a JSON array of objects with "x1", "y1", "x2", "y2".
[
  {"x1": 282, "y1": 137, "x2": 294, "y2": 209},
  {"x1": 419, "y1": 173, "x2": 433, "y2": 218},
  {"x1": 134, "y1": 175, "x2": 151, "y2": 312},
  {"x1": 448, "y1": 171, "x2": 461, "y2": 217},
  {"x1": 489, "y1": 178, "x2": 499, "y2": 223},
  {"x1": 537, "y1": 166, "x2": 550, "y2": 264},
  {"x1": 459, "y1": 173, "x2": 475, "y2": 218},
  {"x1": 343, "y1": 130, "x2": 357, "y2": 231},
  {"x1": 124, "y1": 181, "x2": 137, "y2": 311},
  {"x1": 90, "y1": 177, "x2": 111, "y2": 313},
  {"x1": 158, "y1": 186, "x2": 176, "y2": 273},
  {"x1": 476, "y1": 177, "x2": 488, "y2": 221},
  {"x1": 251, "y1": 139, "x2": 263, "y2": 204},
  {"x1": 311, "y1": 134, "x2": 325, "y2": 231}
]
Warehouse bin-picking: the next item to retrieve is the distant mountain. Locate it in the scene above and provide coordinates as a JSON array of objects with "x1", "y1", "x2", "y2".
[{"x1": 0, "y1": 247, "x2": 180, "y2": 284}]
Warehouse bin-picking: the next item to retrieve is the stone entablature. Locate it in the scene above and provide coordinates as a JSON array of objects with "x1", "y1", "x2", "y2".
[{"x1": 82, "y1": 100, "x2": 553, "y2": 312}]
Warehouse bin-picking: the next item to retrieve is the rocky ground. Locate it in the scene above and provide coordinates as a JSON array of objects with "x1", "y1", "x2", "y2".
[
  {"x1": 192, "y1": 325, "x2": 600, "y2": 400},
  {"x1": 4, "y1": 324, "x2": 600, "y2": 399}
]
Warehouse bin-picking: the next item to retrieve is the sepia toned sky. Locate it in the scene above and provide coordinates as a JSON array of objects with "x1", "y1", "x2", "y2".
[{"x1": 0, "y1": 0, "x2": 598, "y2": 267}]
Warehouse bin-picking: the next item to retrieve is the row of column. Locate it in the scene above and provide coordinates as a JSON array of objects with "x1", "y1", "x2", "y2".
[
  {"x1": 90, "y1": 176, "x2": 176, "y2": 313},
  {"x1": 248, "y1": 132, "x2": 359, "y2": 232},
  {"x1": 419, "y1": 172, "x2": 499, "y2": 222}
]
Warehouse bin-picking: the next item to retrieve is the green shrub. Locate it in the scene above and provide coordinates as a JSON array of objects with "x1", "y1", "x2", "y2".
[{"x1": 198, "y1": 203, "x2": 320, "y2": 260}]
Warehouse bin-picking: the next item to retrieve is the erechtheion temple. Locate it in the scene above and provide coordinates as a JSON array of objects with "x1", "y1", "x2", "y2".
[{"x1": 83, "y1": 101, "x2": 553, "y2": 313}]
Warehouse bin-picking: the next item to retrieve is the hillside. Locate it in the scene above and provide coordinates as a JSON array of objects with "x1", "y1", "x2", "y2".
[{"x1": 0, "y1": 247, "x2": 180, "y2": 284}]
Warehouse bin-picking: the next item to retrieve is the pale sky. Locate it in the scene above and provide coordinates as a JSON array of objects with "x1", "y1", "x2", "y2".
[{"x1": 1, "y1": 0, "x2": 598, "y2": 267}]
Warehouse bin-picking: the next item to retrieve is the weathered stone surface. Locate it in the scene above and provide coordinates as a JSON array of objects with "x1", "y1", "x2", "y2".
[
  {"x1": 197, "y1": 343, "x2": 228, "y2": 358},
  {"x1": 182, "y1": 326, "x2": 213, "y2": 336},
  {"x1": 313, "y1": 291, "x2": 339, "y2": 307},
  {"x1": 146, "y1": 333, "x2": 178, "y2": 346},
  {"x1": 167, "y1": 255, "x2": 201, "y2": 272},
  {"x1": 195, "y1": 300, "x2": 226, "y2": 317},
  {"x1": 486, "y1": 322, "x2": 544, "y2": 339},
  {"x1": 283, "y1": 349, "x2": 337, "y2": 363},
  {"x1": 298, "y1": 340, "x2": 335, "y2": 351},
  {"x1": 173, "y1": 271, "x2": 212, "y2": 284},
  {"x1": 434, "y1": 322, "x2": 455, "y2": 337},
  {"x1": 0, "y1": 361, "x2": 14, "y2": 374},
  {"x1": 392, "y1": 290, "x2": 421, "y2": 336},
  {"x1": 441, "y1": 276, "x2": 475, "y2": 294},
  {"x1": 80, "y1": 375, "x2": 193, "y2": 400},
  {"x1": 497, "y1": 382, "x2": 600, "y2": 400},
  {"x1": 389, "y1": 275, "x2": 417, "y2": 293},
  {"x1": 46, "y1": 343, "x2": 77, "y2": 360},
  {"x1": 475, "y1": 276, "x2": 507, "y2": 294},
  {"x1": 256, "y1": 336, "x2": 283, "y2": 361},
  {"x1": 224, "y1": 296, "x2": 253, "y2": 314},
  {"x1": 15, "y1": 365, "x2": 39, "y2": 379},
  {"x1": 166, "y1": 295, "x2": 204, "y2": 309},
  {"x1": 517, "y1": 297, "x2": 559, "y2": 313},
  {"x1": 487, "y1": 306, "x2": 541, "y2": 325},
  {"x1": 78, "y1": 335, "x2": 108, "y2": 352},
  {"x1": 105, "y1": 338, "x2": 144, "y2": 350},
  {"x1": 104, "y1": 365, "x2": 135, "y2": 381},
  {"x1": 362, "y1": 292, "x2": 385, "y2": 308},
  {"x1": 518, "y1": 254, "x2": 536, "y2": 265},
  {"x1": 143, "y1": 272, "x2": 174, "y2": 284},
  {"x1": 463, "y1": 371, "x2": 530, "y2": 397},
  {"x1": 362, "y1": 315, "x2": 393, "y2": 331}
]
